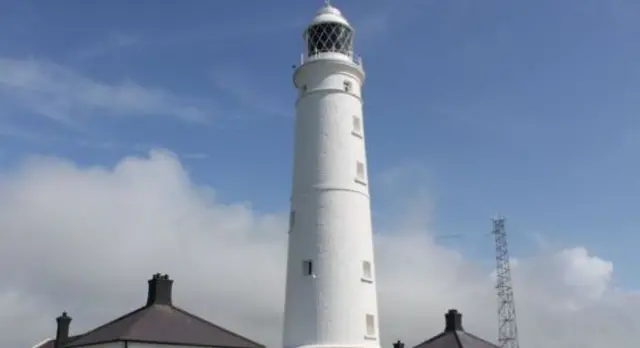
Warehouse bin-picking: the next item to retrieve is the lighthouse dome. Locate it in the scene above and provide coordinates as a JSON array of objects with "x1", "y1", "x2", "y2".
[
  {"x1": 308, "y1": 2, "x2": 351, "y2": 27},
  {"x1": 304, "y1": 2, "x2": 354, "y2": 57}
]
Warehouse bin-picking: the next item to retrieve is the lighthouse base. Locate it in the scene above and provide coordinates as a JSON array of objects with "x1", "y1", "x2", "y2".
[{"x1": 286, "y1": 344, "x2": 380, "y2": 348}]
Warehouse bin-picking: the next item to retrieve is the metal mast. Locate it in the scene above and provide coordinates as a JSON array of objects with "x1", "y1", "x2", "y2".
[{"x1": 492, "y1": 217, "x2": 520, "y2": 348}]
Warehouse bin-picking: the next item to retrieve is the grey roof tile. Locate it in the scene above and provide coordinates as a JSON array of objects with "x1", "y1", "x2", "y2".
[{"x1": 412, "y1": 310, "x2": 499, "y2": 348}]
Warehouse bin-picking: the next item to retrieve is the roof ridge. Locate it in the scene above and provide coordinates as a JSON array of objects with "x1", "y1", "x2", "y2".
[
  {"x1": 31, "y1": 338, "x2": 53, "y2": 348},
  {"x1": 66, "y1": 305, "x2": 149, "y2": 347},
  {"x1": 170, "y1": 305, "x2": 265, "y2": 347},
  {"x1": 121, "y1": 304, "x2": 162, "y2": 339},
  {"x1": 453, "y1": 330, "x2": 463, "y2": 348},
  {"x1": 412, "y1": 331, "x2": 448, "y2": 348},
  {"x1": 458, "y1": 331, "x2": 500, "y2": 347}
]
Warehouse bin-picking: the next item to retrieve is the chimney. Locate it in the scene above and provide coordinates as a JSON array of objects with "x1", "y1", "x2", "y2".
[
  {"x1": 444, "y1": 309, "x2": 463, "y2": 332},
  {"x1": 392, "y1": 340, "x2": 405, "y2": 348},
  {"x1": 54, "y1": 312, "x2": 71, "y2": 348},
  {"x1": 147, "y1": 273, "x2": 173, "y2": 306}
]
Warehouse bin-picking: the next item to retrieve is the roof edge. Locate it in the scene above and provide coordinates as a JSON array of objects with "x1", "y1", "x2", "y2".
[
  {"x1": 31, "y1": 338, "x2": 53, "y2": 348},
  {"x1": 67, "y1": 338, "x2": 124, "y2": 348},
  {"x1": 171, "y1": 305, "x2": 266, "y2": 348},
  {"x1": 412, "y1": 331, "x2": 448, "y2": 348},
  {"x1": 459, "y1": 331, "x2": 501, "y2": 348},
  {"x1": 123, "y1": 338, "x2": 265, "y2": 348},
  {"x1": 64, "y1": 305, "x2": 149, "y2": 347}
]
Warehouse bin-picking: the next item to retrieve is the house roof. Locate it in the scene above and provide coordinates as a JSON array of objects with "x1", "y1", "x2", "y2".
[
  {"x1": 33, "y1": 335, "x2": 80, "y2": 348},
  {"x1": 410, "y1": 310, "x2": 499, "y2": 348},
  {"x1": 44, "y1": 274, "x2": 265, "y2": 348}
]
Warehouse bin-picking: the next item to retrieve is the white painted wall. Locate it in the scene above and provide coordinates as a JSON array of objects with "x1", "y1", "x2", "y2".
[
  {"x1": 76, "y1": 342, "x2": 244, "y2": 348},
  {"x1": 127, "y1": 343, "x2": 198, "y2": 348},
  {"x1": 75, "y1": 342, "x2": 124, "y2": 348},
  {"x1": 282, "y1": 6, "x2": 380, "y2": 348}
]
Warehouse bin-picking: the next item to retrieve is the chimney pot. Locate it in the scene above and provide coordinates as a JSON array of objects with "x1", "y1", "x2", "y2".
[
  {"x1": 392, "y1": 340, "x2": 405, "y2": 348},
  {"x1": 147, "y1": 273, "x2": 173, "y2": 306},
  {"x1": 444, "y1": 309, "x2": 463, "y2": 332},
  {"x1": 54, "y1": 311, "x2": 72, "y2": 348}
]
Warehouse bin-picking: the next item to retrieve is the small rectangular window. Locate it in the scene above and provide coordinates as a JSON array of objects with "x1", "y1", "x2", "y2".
[
  {"x1": 352, "y1": 115, "x2": 362, "y2": 134},
  {"x1": 303, "y1": 260, "x2": 313, "y2": 276},
  {"x1": 366, "y1": 314, "x2": 376, "y2": 337},
  {"x1": 343, "y1": 80, "x2": 352, "y2": 92},
  {"x1": 289, "y1": 211, "x2": 295, "y2": 232},
  {"x1": 356, "y1": 161, "x2": 366, "y2": 181},
  {"x1": 362, "y1": 261, "x2": 372, "y2": 280}
]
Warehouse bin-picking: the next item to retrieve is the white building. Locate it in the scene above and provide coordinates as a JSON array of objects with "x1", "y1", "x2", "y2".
[{"x1": 282, "y1": 3, "x2": 381, "y2": 348}]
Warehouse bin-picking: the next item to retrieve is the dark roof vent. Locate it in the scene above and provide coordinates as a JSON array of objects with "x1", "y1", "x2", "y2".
[
  {"x1": 393, "y1": 340, "x2": 405, "y2": 348},
  {"x1": 55, "y1": 311, "x2": 72, "y2": 348},
  {"x1": 444, "y1": 309, "x2": 463, "y2": 332},
  {"x1": 146, "y1": 273, "x2": 173, "y2": 306}
]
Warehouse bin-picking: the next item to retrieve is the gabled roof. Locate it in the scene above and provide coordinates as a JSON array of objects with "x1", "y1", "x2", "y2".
[
  {"x1": 32, "y1": 335, "x2": 81, "y2": 348},
  {"x1": 411, "y1": 310, "x2": 499, "y2": 348},
  {"x1": 42, "y1": 274, "x2": 264, "y2": 348},
  {"x1": 413, "y1": 330, "x2": 499, "y2": 348},
  {"x1": 67, "y1": 303, "x2": 263, "y2": 348}
]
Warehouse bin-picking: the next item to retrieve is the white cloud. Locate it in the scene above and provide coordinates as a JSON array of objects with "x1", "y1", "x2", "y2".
[
  {"x1": 0, "y1": 150, "x2": 638, "y2": 348},
  {"x1": 0, "y1": 58, "x2": 211, "y2": 123}
]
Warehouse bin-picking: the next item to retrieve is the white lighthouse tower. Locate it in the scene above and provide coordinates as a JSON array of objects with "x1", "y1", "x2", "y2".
[{"x1": 283, "y1": 3, "x2": 380, "y2": 348}]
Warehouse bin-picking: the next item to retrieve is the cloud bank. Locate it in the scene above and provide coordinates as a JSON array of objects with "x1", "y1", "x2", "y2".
[
  {"x1": 0, "y1": 150, "x2": 637, "y2": 348},
  {"x1": 0, "y1": 58, "x2": 211, "y2": 123}
]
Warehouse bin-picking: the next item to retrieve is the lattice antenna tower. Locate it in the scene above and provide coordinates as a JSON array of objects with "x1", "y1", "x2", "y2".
[{"x1": 492, "y1": 217, "x2": 520, "y2": 348}]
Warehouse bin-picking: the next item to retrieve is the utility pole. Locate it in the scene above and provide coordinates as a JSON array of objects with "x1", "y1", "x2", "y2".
[{"x1": 492, "y1": 217, "x2": 520, "y2": 348}]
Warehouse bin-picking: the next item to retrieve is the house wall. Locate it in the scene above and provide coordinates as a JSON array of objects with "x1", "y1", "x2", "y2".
[
  {"x1": 79, "y1": 343, "x2": 124, "y2": 348},
  {"x1": 127, "y1": 344, "x2": 200, "y2": 348}
]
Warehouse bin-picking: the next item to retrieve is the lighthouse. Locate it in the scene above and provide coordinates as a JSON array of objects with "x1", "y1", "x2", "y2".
[{"x1": 283, "y1": 3, "x2": 380, "y2": 348}]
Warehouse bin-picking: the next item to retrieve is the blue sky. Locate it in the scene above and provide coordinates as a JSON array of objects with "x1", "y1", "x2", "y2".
[{"x1": 0, "y1": 0, "x2": 638, "y2": 286}]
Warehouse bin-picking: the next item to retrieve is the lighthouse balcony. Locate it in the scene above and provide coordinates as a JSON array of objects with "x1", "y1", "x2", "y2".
[{"x1": 300, "y1": 51, "x2": 363, "y2": 67}]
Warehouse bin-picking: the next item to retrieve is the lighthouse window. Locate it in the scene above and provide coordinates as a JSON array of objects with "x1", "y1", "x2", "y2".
[
  {"x1": 306, "y1": 22, "x2": 353, "y2": 56},
  {"x1": 303, "y1": 260, "x2": 313, "y2": 276},
  {"x1": 362, "y1": 261, "x2": 373, "y2": 281},
  {"x1": 343, "y1": 80, "x2": 352, "y2": 92},
  {"x1": 288, "y1": 211, "x2": 295, "y2": 233},
  {"x1": 356, "y1": 161, "x2": 366, "y2": 181},
  {"x1": 352, "y1": 115, "x2": 362, "y2": 135},
  {"x1": 365, "y1": 314, "x2": 376, "y2": 337}
]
